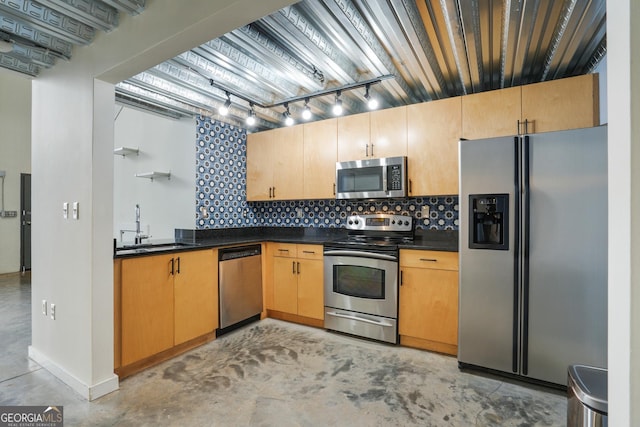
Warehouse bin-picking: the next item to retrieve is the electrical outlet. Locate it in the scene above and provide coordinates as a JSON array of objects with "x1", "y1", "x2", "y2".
[
  {"x1": 42, "y1": 300, "x2": 47, "y2": 316},
  {"x1": 421, "y1": 205, "x2": 430, "y2": 218},
  {"x1": 296, "y1": 207, "x2": 304, "y2": 218},
  {"x1": 50, "y1": 303, "x2": 56, "y2": 320},
  {"x1": 63, "y1": 202, "x2": 68, "y2": 219}
]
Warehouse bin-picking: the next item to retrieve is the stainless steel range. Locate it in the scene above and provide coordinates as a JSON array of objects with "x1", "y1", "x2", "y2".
[{"x1": 323, "y1": 213, "x2": 413, "y2": 344}]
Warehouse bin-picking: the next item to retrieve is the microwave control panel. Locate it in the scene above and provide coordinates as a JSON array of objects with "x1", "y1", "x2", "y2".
[{"x1": 388, "y1": 164, "x2": 403, "y2": 190}]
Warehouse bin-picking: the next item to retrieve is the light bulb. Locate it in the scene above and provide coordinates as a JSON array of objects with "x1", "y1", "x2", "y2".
[
  {"x1": 245, "y1": 114, "x2": 256, "y2": 126},
  {"x1": 285, "y1": 115, "x2": 294, "y2": 126},
  {"x1": 367, "y1": 97, "x2": 379, "y2": 110},
  {"x1": 302, "y1": 106, "x2": 312, "y2": 120},
  {"x1": 332, "y1": 99, "x2": 343, "y2": 116}
]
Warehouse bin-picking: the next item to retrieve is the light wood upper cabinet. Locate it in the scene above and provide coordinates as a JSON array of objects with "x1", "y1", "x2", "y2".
[
  {"x1": 462, "y1": 86, "x2": 521, "y2": 140},
  {"x1": 121, "y1": 254, "x2": 175, "y2": 366},
  {"x1": 337, "y1": 112, "x2": 370, "y2": 161},
  {"x1": 462, "y1": 74, "x2": 600, "y2": 140},
  {"x1": 247, "y1": 125, "x2": 304, "y2": 201},
  {"x1": 370, "y1": 106, "x2": 407, "y2": 158},
  {"x1": 174, "y1": 249, "x2": 218, "y2": 346},
  {"x1": 246, "y1": 130, "x2": 275, "y2": 201},
  {"x1": 303, "y1": 118, "x2": 337, "y2": 199},
  {"x1": 407, "y1": 97, "x2": 461, "y2": 196},
  {"x1": 521, "y1": 74, "x2": 599, "y2": 133}
]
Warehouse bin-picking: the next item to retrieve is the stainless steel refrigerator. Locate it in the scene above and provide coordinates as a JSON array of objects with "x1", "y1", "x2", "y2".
[{"x1": 458, "y1": 125, "x2": 608, "y2": 386}]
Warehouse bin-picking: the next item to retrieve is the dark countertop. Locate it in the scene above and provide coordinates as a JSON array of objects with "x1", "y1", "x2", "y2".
[{"x1": 114, "y1": 227, "x2": 458, "y2": 258}]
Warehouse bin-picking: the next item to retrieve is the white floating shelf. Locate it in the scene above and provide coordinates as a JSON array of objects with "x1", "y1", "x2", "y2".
[
  {"x1": 114, "y1": 147, "x2": 139, "y2": 157},
  {"x1": 135, "y1": 171, "x2": 171, "y2": 181}
]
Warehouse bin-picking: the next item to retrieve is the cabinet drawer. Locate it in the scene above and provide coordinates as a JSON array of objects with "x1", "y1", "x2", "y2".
[
  {"x1": 271, "y1": 243, "x2": 297, "y2": 258},
  {"x1": 296, "y1": 244, "x2": 323, "y2": 260},
  {"x1": 400, "y1": 250, "x2": 458, "y2": 271}
]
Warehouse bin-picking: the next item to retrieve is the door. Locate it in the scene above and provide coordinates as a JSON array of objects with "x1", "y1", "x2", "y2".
[
  {"x1": 20, "y1": 173, "x2": 31, "y2": 272},
  {"x1": 525, "y1": 126, "x2": 608, "y2": 384},
  {"x1": 458, "y1": 136, "x2": 518, "y2": 374},
  {"x1": 174, "y1": 249, "x2": 218, "y2": 345}
]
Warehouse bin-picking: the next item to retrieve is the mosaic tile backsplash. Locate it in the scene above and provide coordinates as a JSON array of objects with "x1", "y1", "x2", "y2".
[{"x1": 195, "y1": 116, "x2": 459, "y2": 230}]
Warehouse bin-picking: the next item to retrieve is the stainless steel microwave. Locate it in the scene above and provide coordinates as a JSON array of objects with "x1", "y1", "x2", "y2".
[{"x1": 335, "y1": 156, "x2": 407, "y2": 199}]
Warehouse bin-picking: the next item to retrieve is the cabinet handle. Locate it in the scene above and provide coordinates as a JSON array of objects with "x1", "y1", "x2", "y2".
[
  {"x1": 292, "y1": 261, "x2": 296, "y2": 274},
  {"x1": 366, "y1": 143, "x2": 369, "y2": 157},
  {"x1": 517, "y1": 119, "x2": 521, "y2": 135},
  {"x1": 400, "y1": 270, "x2": 403, "y2": 286},
  {"x1": 278, "y1": 249, "x2": 289, "y2": 253},
  {"x1": 525, "y1": 119, "x2": 531, "y2": 134},
  {"x1": 409, "y1": 179, "x2": 412, "y2": 195},
  {"x1": 272, "y1": 187, "x2": 276, "y2": 198},
  {"x1": 371, "y1": 143, "x2": 375, "y2": 157},
  {"x1": 170, "y1": 258, "x2": 175, "y2": 275},
  {"x1": 297, "y1": 261, "x2": 300, "y2": 275},
  {"x1": 420, "y1": 258, "x2": 438, "y2": 262},
  {"x1": 333, "y1": 183, "x2": 336, "y2": 195},
  {"x1": 302, "y1": 250, "x2": 315, "y2": 254},
  {"x1": 176, "y1": 256, "x2": 181, "y2": 274}
]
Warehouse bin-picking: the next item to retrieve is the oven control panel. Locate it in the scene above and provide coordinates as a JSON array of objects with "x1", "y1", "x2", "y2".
[{"x1": 345, "y1": 213, "x2": 413, "y2": 232}]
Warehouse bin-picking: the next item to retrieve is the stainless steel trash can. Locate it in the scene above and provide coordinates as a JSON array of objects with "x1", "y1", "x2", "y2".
[{"x1": 567, "y1": 364, "x2": 608, "y2": 427}]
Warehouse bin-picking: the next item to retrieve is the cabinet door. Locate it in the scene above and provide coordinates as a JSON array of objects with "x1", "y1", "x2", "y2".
[
  {"x1": 272, "y1": 256, "x2": 298, "y2": 314},
  {"x1": 399, "y1": 267, "x2": 459, "y2": 346},
  {"x1": 272, "y1": 125, "x2": 304, "y2": 200},
  {"x1": 121, "y1": 254, "x2": 174, "y2": 365},
  {"x1": 521, "y1": 74, "x2": 599, "y2": 133},
  {"x1": 407, "y1": 97, "x2": 462, "y2": 196},
  {"x1": 462, "y1": 86, "x2": 521, "y2": 139},
  {"x1": 337, "y1": 112, "x2": 370, "y2": 161},
  {"x1": 370, "y1": 106, "x2": 407, "y2": 158},
  {"x1": 246, "y1": 131, "x2": 275, "y2": 201},
  {"x1": 303, "y1": 118, "x2": 337, "y2": 199},
  {"x1": 174, "y1": 249, "x2": 218, "y2": 345},
  {"x1": 297, "y1": 258, "x2": 324, "y2": 320}
]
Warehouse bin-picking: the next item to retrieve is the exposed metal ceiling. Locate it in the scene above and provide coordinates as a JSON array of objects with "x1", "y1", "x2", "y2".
[{"x1": 1, "y1": 0, "x2": 606, "y2": 131}]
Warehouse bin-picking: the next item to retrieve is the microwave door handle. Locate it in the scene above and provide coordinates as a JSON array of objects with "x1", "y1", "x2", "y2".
[{"x1": 382, "y1": 165, "x2": 388, "y2": 193}]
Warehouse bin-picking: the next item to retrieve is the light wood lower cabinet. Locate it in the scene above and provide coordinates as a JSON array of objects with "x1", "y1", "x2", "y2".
[
  {"x1": 117, "y1": 249, "x2": 218, "y2": 373},
  {"x1": 399, "y1": 249, "x2": 459, "y2": 355},
  {"x1": 268, "y1": 243, "x2": 324, "y2": 326}
]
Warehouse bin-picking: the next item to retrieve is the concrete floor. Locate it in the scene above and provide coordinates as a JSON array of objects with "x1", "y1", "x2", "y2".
[{"x1": 0, "y1": 272, "x2": 567, "y2": 426}]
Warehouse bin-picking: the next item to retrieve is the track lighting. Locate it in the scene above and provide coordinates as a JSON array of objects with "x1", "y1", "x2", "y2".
[
  {"x1": 301, "y1": 98, "x2": 312, "y2": 121},
  {"x1": 283, "y1": 103, "x2": 294, "y2": 126},
  {"x1": 332, "y1": 91, "x2": 343, "y2": 116},
  {"x1": 245, "y1": 104, "x2": 256, "y2": 126},
  {"x1": 364, "y1": 83, "x2": 379, "y2": 110},
  {"x1": 219, "y1": 92, "x2": 231, "y2": 116}
]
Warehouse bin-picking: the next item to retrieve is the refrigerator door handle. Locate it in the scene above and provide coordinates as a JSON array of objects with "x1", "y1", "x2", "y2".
[
  {"x1": 521, "y1": 135, "x2": 531, "y2": 376},
  {"x1": 512, "y1": 136, "x2": 521, "y2": 373}
]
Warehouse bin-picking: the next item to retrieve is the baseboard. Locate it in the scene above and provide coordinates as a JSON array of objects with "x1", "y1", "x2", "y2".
[{"x1": 28, "y1": 346, "x2": 119, "y2": 401}]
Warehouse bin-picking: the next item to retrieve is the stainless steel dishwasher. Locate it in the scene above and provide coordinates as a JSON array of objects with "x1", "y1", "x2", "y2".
[{"x1": 218, "y1": 245, "x2": 263, "y2": 335}]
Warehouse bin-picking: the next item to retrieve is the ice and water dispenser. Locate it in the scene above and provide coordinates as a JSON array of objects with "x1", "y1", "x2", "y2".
[{"x1": 469, "y1": 194, "x2": 509, "y2": 250}]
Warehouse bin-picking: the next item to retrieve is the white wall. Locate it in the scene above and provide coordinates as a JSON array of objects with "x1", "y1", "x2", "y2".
[
  {"x1": 0, "y1": 70, "x2": 31, "y2": 274},
  {"x1": 608, "y1": 1, "x2": 640, "y2": 425},
  {"x1": 113, "y1": 106, "x2": 195, "y2": 242}
]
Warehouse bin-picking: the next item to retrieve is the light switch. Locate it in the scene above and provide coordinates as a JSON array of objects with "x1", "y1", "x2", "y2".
[
  {"x1": 72, "y1": 202, "x2": 79, "y2": 220},
  {"x1": 63, "y1": 202, "x2": 68, "y2": 219}
]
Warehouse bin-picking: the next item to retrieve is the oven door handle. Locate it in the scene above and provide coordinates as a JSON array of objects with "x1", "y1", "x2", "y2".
[
  {"x1": 323, "y1": 250, "x2": 397, "y2": 261},
  {"x1": 326, "y1": 311, "x2": 394, "y2": 328}
]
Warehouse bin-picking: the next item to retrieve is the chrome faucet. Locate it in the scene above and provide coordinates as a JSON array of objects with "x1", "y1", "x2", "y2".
[{"x1": 134, "y1": 204, "x2": 149, "y2": 244}]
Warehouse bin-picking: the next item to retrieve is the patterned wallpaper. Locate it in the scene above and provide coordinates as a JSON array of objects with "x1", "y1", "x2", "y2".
[{"x1": 195, "y1": 116, "x2": 459, "y2": 230}]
